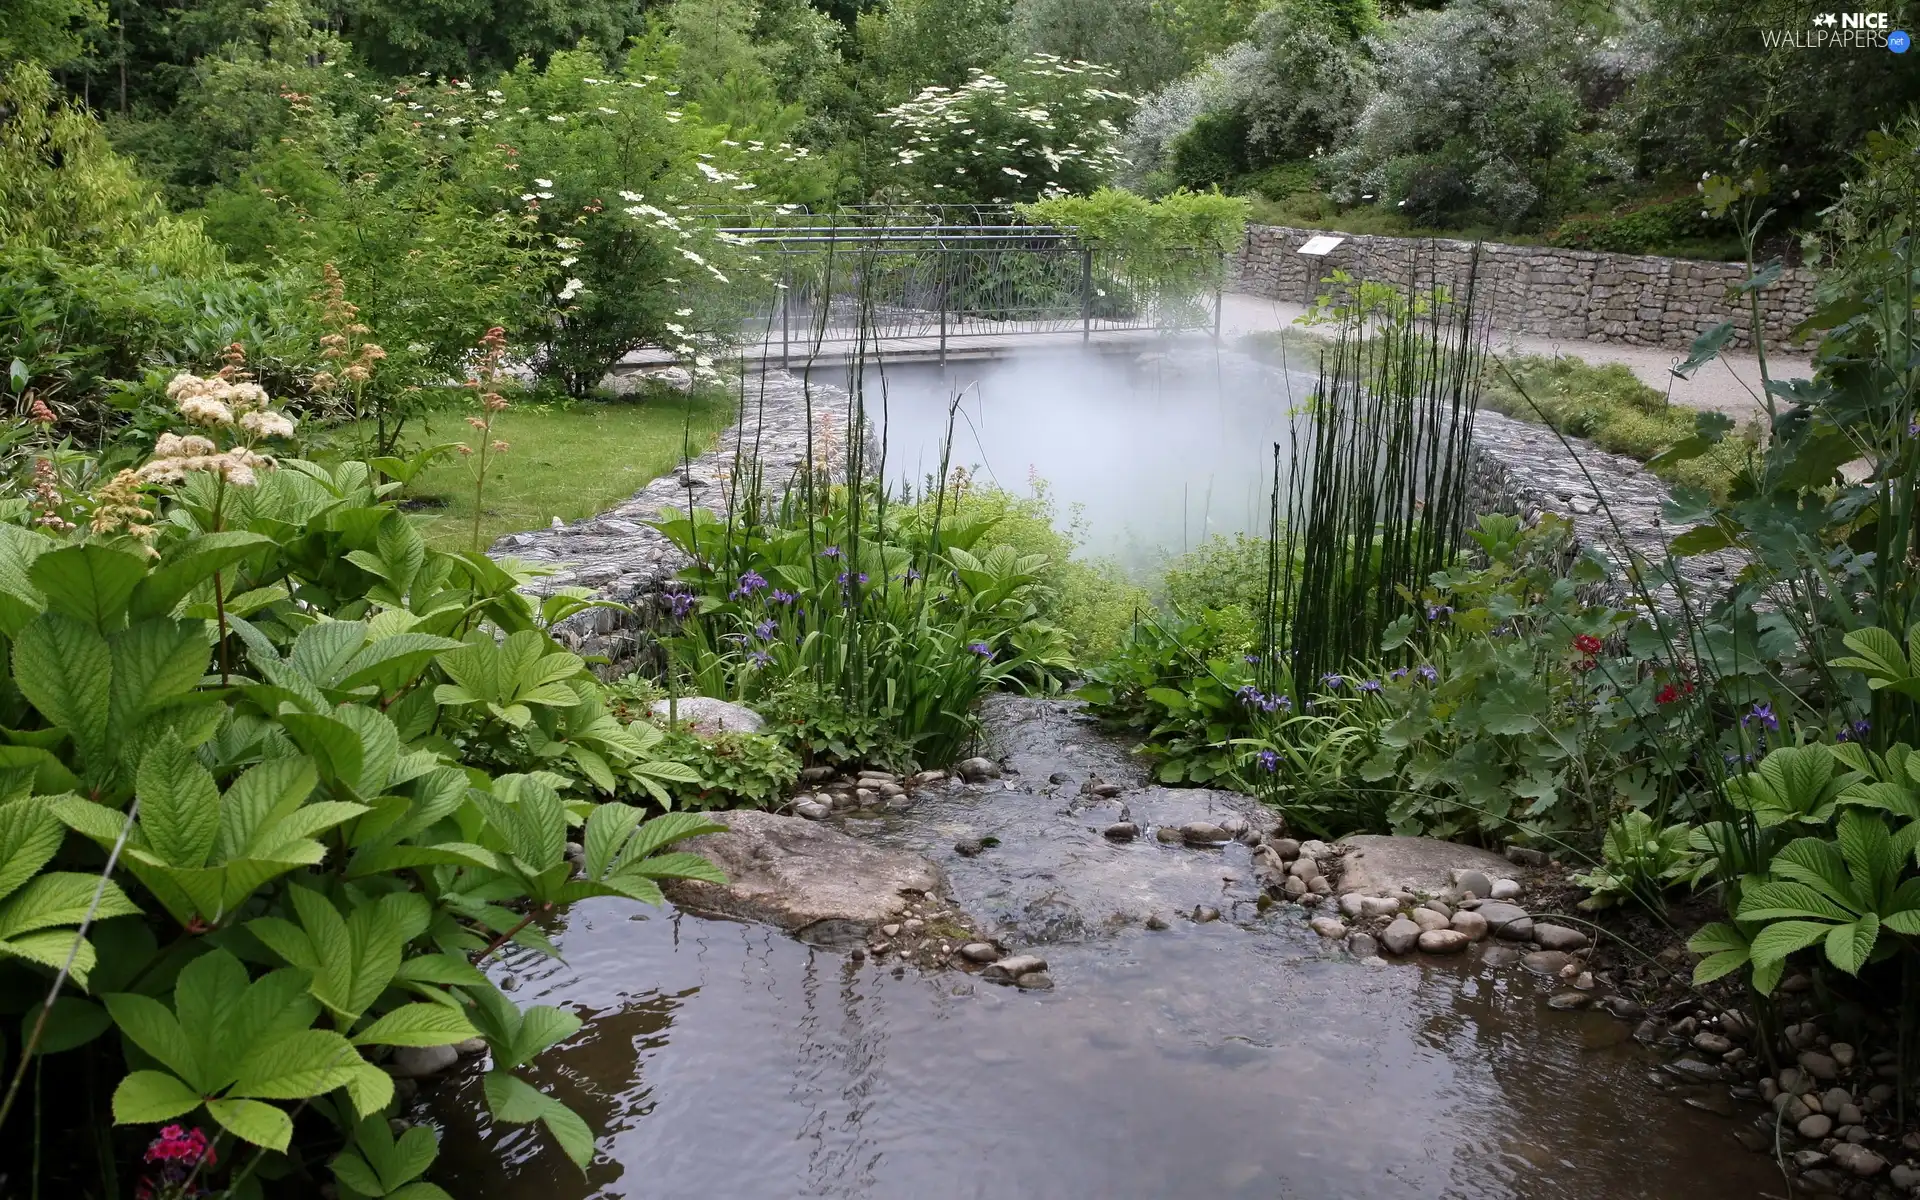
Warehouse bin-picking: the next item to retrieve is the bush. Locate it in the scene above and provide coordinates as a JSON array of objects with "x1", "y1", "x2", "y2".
[
  {"x1": 651, "y1": 479, "x2": 1075, "y2": 770},
  {"x1": 1545, "y1": 195, "x2": 1740, "y2": 259},
  {"x1": 0, "y1": 374, "x2": 737, "y2": 1193}
]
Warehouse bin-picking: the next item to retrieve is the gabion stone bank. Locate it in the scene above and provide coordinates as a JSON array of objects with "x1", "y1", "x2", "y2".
[{"x1": 1233, "y1": 223, "x2": 1814, "y2": 353}]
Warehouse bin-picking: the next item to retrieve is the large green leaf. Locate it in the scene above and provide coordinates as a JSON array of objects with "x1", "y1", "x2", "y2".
[
  {"x1": 130, "y1": 531, "x2": 273, "y2": 621},
  {"x1": 230, "y1": 1028, "x2": 364, "y2": 1099},
  {"x1": 112, "y1": 1070, "x2": 203, "y2": 1123},
  {"x1": 137, "y1": 732, "x2": 222, "y2": 869},
  {"x1": 482, "y1": 1070, "x2": 595, "y2": 1170},
  {"x1": 12, "y1": 612, "x2": 112, "y2": 770},
  {"x1": 352, "y1": 1003, "x2": 479, "y2": 1048},
  {"x1": 102, "y1": 992, "x2": 200, "y2": 1086},
  {"x1": 207, "y1": 1096, "x2": 295, "y2": 1151},
  {"x1": 30, "y1": 543, "x2": 148, "y2": 631},
  {"x1": 0, "y1": 797, "x2": 65, "y2": 902},
  {"x1": 1826, "y1": 914, "x2": 1880, "y2": 975}
]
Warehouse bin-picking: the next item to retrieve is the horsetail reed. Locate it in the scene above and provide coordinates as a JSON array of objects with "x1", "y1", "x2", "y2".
[{"x1": 1272, "y1": 247, "x2": 1490, "y2": 697}]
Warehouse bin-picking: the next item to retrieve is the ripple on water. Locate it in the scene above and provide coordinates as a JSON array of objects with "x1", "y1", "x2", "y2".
[{"x1": 427, "y1": 898, "x2": 1780, "y2": 1200}]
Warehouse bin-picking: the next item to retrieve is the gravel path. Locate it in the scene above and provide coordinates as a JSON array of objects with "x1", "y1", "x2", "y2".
[{"x1": 1218, "y1": 291, "x2": 1812, "y2": 426}]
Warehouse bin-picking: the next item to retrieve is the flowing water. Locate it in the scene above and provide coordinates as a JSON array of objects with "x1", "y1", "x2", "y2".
[
  {"x1": 429, "y1": 697, "x2": 1785, "y2": 1199},
  {"x1": 808, "y1": 349, "x2": 1306, "y2": 568}
]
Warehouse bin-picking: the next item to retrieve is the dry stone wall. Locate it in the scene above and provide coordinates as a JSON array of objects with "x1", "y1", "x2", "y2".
[{"x1": 1232, "y1": 224, "x2": 1815, "y2": 353}]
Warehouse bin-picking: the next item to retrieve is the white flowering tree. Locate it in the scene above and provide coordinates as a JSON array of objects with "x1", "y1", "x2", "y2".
[{"x1": 879, "y1": 55, "x2": 1134, "y2": 205}]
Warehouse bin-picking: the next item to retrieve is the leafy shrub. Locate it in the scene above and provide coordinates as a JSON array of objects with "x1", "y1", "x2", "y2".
[
  {"x1": 651, "y1": 481, "x2": 1074, "y2": 770},
  {"x1": 0, "y1": 383, "x2": 733, "y2": 1192},
  {"x1": 652, "y1": 726, "x2": 802, "y2": 810},
  {"x1": 1545, "y1": 195, "x2": 1739, "y2": 258}
]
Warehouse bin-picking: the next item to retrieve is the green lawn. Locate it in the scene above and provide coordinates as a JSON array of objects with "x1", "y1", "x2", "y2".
[{"x1": 373, "y1": 392, "x2": 734, "y2": 550}]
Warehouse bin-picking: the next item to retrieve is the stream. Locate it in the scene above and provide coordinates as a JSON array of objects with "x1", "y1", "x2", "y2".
[{"x1": 425, "y1": 696, "x2": 1785, "y2": 1199}]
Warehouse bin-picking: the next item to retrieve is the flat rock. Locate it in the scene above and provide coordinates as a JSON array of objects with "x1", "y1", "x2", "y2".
[
  {"x1": 1013, "y1": 971, "x2": 1054, "y2": 990},
  {"x1": 1480, "y1": 945, "x2": 1521, "y2": 968},
  {"x1": 1418, "y1": 929, "x2": 1470, "y2": 953},
  {"x1": 665, "y1": 811, "x2": 944, "y2": 945},
  {"x1": 1830, "y1": 1144, "x2": 1885, "y2": 1177},
  {"x1": 959, "y1": 943, "x2": 1001, "y2": 964},
  {"x1": 1310, "y1": 916, "x2": 1348, "y2": 939},
  {"x1": 1533, "y1": 922, "x2": 1590, "y2": 951},
  {"x1": 1475, "y1": 900, "x2": 1535, "y2": 940},
  {"x1": 1103, "y1": 822, "x2": 1138, "y2": 841},
  {"x1": 1335, "y1": 835, "x2": 1515, "y2": 897},
  {"x1": 982, "y1": 954, "x2": 1048, "y2": 982},
  {"x1": 649, "y1": 696, "x2": 765, "y2": 736},
  {"x1": 1547, "y1": 991, "x2": 1592, "y2": 1010},
  {"x1": 1347, "y1": 932, "x2": 1379, "y2": 957}
]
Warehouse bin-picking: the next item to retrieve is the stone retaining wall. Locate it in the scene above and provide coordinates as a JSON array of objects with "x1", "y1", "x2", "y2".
[
  {"x1": 1465, "y1": 408, "x2": 1743, "y2": 606},
  {"x1": 1232, "y1": 224, "x2": 1815, "y2": 353},
  {"x1": 490, "y1": 369, "x2": 850, "y2": 675}
]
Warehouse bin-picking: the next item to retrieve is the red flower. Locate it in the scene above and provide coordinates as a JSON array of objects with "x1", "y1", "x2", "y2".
[
  {"x1": 1572, "y1": 634, "x2": 1603, "y2": 656},
  {"x1": 1656, "y1": 680, "x2": 1695, "y2": 705}
]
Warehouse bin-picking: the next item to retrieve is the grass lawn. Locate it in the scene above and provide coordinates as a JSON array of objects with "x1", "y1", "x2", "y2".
[{"x1": 368, "y1": 390, "x2": 734, "y2": 550}]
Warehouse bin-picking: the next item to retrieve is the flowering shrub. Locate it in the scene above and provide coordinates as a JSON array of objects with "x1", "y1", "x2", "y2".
[{"x1": 880, "y1": 55, "x2": 1133, "y2": 204}]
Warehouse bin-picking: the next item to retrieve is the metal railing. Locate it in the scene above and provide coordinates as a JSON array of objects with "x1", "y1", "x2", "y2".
[{"x1": 721, "y1": 223, "x2": 1228, "y2": 365}]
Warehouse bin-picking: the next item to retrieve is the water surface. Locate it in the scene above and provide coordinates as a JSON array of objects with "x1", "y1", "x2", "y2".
[{"x1": 428, "y1": 699, "x2": 1785, "y2": 1200}]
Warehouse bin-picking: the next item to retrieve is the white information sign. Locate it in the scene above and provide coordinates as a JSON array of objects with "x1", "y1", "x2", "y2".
[{"x1": 1297, "y1": 235, "x2": 1345, "y2": 257}]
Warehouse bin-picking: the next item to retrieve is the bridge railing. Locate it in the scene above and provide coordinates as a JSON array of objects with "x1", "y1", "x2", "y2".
[{"x1": 717, "y1": 224, "x2": 1228, "y2": 364}]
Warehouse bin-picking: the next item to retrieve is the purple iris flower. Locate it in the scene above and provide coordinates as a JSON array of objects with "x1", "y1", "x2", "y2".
[
  {"x1": 968, "y1": 641, "x2": 995, "y2": 659},
  {"x1": 1416, "y1": 665, "x2": 1438, "y2": 683},
  {"x1": 754, "y1": 618, "x2": 778, "y2": 641},
  {"x1": 1359, "y1": 679, "x2": 1382, "y2": 693},
  {"x1": 770, "y1": 589, "x2": 797, "y2": 605},
  {"x1": 1262, "y1": 694, "x2": 1290, "y2": 713},
  {"x1": 1235, "y1": 684, "x2": 1261, "y2": 706},
  {"x1": 747, "y1": 649, "x2": 773, "y2": 667},
  {"x1": 1256, "y1": 749, "x2": 1280, "y2": 772},
  {"x1": 1742, "y1": 702, "x2": 1779, "y2": 731},
  {"x1": 665, "y1": 589, "x2": 695, "y2": 619},
  {"x1": 1321, "y1": 673, "x2": 1344, "y2": 689},
  {"x1": 1837, "y1": 719, "x2": 1871, "y2": 743},
  {"x1": 819, "y1": 546, "x2": 841, "y2": 559},
  {"x1": 1389, "y1": 667, "x2": 1408, "y2": 681},
  {"x1": 1427, "y1": 604, "x2": 1452, "y2": 621},
  {"x1": 730, "y1": 570, "x2": 768, "y2": 600}
]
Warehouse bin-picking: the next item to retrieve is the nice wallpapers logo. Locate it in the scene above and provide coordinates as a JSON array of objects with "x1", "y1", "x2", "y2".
[{"x1": 1762, "y1": 11, "x2": 1912, "y2": 50}]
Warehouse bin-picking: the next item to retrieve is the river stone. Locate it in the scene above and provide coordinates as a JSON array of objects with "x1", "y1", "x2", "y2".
[
  {"x1": 1450, "y1": 910, "x2": 1489, "y2": 941},
  {"x1": 1310, "y1": 916, "x2": 1348, "y2": 939},
  {"x1": 1299, "y1": 839, "x2": 1333, "y2": 860},
  {"x1": 1838, "y1": 1103, "x2": 1862, "y2": 1126},
  {"x1": 1819, "y1": 1087, "x2": 1851, "y2": 1115},
  {"x1": 1599, "y1": 995, "x2": 1645, "y2": 1020},
  {"x1": 1307, "y1": 875, "x2": 1331, "y2": 895},
  {"x1": 648, "y1": 696, "x2": 765, "y2": 736},
  {"x1": 1282, "y1": 876, "x2": 1307, "y2": 898},
  {"x1": 1480, "y1": 944, "x2": 1521, "y2": 968},
  {"x1": 1475, "y1": 901, "x2": 1535, "y2": 940},
  {"x1": 955, "y1": 757, "x2": 1002, "y2": 782},
  {"x1": 1831, "y1": 1144, "x2": 1886, "y2": 1177},
  {"x1": 959, "y1": 943, "x2": 1001, "y2": 964},
  {"x1": 1547, "y1": 991, "x2": 1592, "y2": 1010},
  {"x1": 1287, "y1": 857, "x2": 1318, "y2": 880},
  {"x1": 1182, "y1": 822, "x2": 1230, "y2": 846},
  {"x1": 1664, "y1": 1058, "x2": 1724, "y2": 1083},
  {"x1": 1013, "y1": 971, "x2": 1054, "y2": 990},
  {"x1": 1799, "y1": 1050, "x2": 1839, "y2": 1081},
  {"x1": 1799, "y1": 1114, "x2": 1835, "y2": 1139},
  {"x1": 1145, "y1": 914, "x2": 1171, "y2": 931},
  {"x1": 1490, "y1": 878, "x2": 1523, "y2": 900},
  {"x1": 1831, "y1": 1042, "x2": 1856, "y2": 1068},
  {"x1": 1361, "y1": 896, "x2": 1401, "y2": 918},
  {"x1": 1411, "y1": 907, "x2": 1450, "y2": 933},
  {"x1": 389, "y1": 1044, "x2": 460, "y2": 1078},
  {"x1": 1888, "y1": 1163, "x2": 1920, "y2": 1189},
  {"x1": 1419, "y1": 929, "x2": 1469, "y2": 954},
  {"x1": 1157, "y1": 827, "x2": 1186, "y2": 844},
  {"x1": 1338, "y1": 892, "x2": 1366, "y2": 918},
  {"x1": 1533, "y1": 923, "x2": 1590, "y2": 951},
  {"x1": 1694, "y1": 1032, "x2": 1734, "y2": 1056},
  {"x1": 664, "y1": 810, "x2": 945, "y2": 945},
  {"x1": 1335, "y1": 835, "x2": 1516, "y2": 897},
  {"x1": 1347, "y1": 932, "x2": 1379, "y2": 957},
  {"x1": 794, "y1": 798, "x2": 832, "y2": 820},
  {"x1": 1522, "y1": 950, "x2": 1575, "y2": 976},
  {"x1": 1104, "y1": 822, "x2": 1139, "y2": 841},
  {"x1": 1452, "y1": 869, "x2": 1494, "y2": 899},
  {"x1": 1267, "y1": 837, "x2": 1302, "y2": 860},
  {"x1": 1193, "y1": 905, "x2": 1221, "y2": 924},
  {"x1": 799, "y1": 765, "x2": 836, "y2": 783},
  {"x1": 982, "y1": 954, "x2": 1048, "y2": 983},
  {"x1": 1382, "y1": 917, "x2": 1423, "y2": 955}
]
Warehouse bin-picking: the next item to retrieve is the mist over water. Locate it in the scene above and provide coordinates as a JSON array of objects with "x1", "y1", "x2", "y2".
[{"x1": 814, "y1": 349, "x2": 1309, "y2": 571}]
